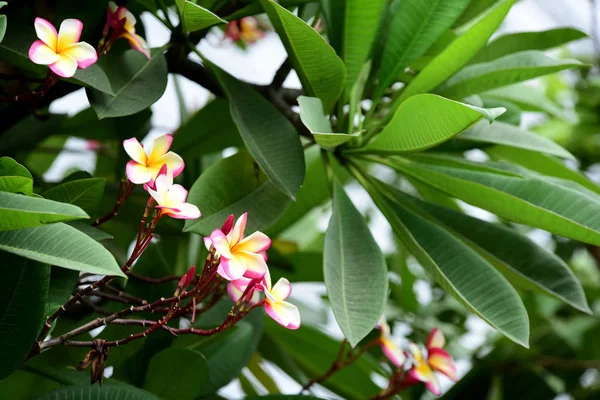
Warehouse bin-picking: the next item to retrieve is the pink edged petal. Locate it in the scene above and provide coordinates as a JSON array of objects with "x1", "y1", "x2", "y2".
[
  {"x1": 156, "y1": 205, "x2": 182, "y2": 213},
  {"x1": 408, "y1": 343, "x2": 425, "y2": 365},
  {"x1": 247, "y1": 290, "x2": 261, "y2": 306},
  {"x1": 122, "y1": 32, "x2": 151, "y2": 59},
  {"x1": 218, "y1": 257, "x2": 246, "y2": 281},
  {"x1": 154, "y1": 170, "x2": 173, "y2": 197},
  {"x1": 63, "y1": 42, "x2": 97, "y2": 68},
  {"x1": 49, "y1": 54, "x2": 78, "y2": 78},
  {"x1": 228, "y1": 213, "x2": 247, "y2": 245},
  {"x1": 145, "y1": 187, "x2": 163, "y2": 205},
  {"x1": 169, "y1": 203, "x2": 201, "y2": 220},
  {"x1": 239, "y1": 251, "x2": 268, "y2": 279},
  {"x1": 424, "y1": 375, "x2": 441, "y2": 396},
  {"x1": 210, "y1": 230, "x2": 233, "y2": 259},
  {"x1": 381, "y1": 337, "x2": 405, "y2": 367},
  {"x1": 235, "y1": 231, "x2": 271, "y2": 253},
  {"x1": 123, "y1": 8, "x2": 137, "y2": 32},
  {"x1": 151, "y1": 152, "x2": 184, "y2": 179},
  {"x1": 428, "y1": 348, "x2": 458, "y2": 382},
  {"x1": 57, "y1": 19, "x2": 83, "y2": 51},
  {"x1": 377, "y1": 316, "x2": 391, "y2": 336},
  {"x1": 203, "y1": 236, "x2": 213, "y2": 250},
  {"x1": 265, "y1": 301, "x2": 300, "y2": 330},
  {"x1": 148, "y1": 134, "x2": 173, "y2": 163},
  {"x1": 123, "y1": 137, "x2": 147, "y2": 164},
  {"x1": 126, "y1": 161, "x2": 153, "y2": 184},
  {"x1": 260, "y1": 268, "x2": 272, "y2": 291},
  {"x1": 427, "y1": 328, "x2": 446, "y2": 350},
  {"x1": 270, "y1": 278, "x2": 292, "y2": 301},
  {"x1": 227, "y1": 281, "x2": 245, "y2": 302},
  {"x1": 34, "y1": 18, "x2": 58, "y2": 50},
  {"x1": 230, "y1": 276, "x2": 252, "y2": 292},
  {"x1": 28, "y1": 40, "x2": 60, "y2": 65},
  {"x1": 165, "y1": 184, "x2": 188, "y2": 206}
]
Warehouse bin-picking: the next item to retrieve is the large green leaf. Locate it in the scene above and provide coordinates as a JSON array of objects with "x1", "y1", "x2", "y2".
[
  {"x1": 0, "y1": 176, "x2": 32, "y2": 195},
  {"x1": 297, "y1": 96, "x2": 360, "y2": 149},
  {"x1": 0, "y1": 192, "x2": 88, "y2": 232},
  {"x1": 374, "y1": 0, "x2": 470, "y2": 100},
  {"x1": 0, "y1": 252, "x2": 50, "y2": 380},
  {"x1": 211, "y1": 66, "x2": 305, "y2": 199},
  {"x1": 386, "y1": 157, "x2": 600, "y2": 246},
  {"x1": 44, "y1": 266, "x2": 79, "y2": 318},
  {"x1": 0, "y1": 223, "x2": 124, "y2": 276},
  {"x1": 175, "y1": 0, "x2": 226, "y2": 33},
  {"x1": 144, "y1": 348, "x2": 209, "y2": 400},
  {"x1": 184, "y1": 150, "x2": 291, "y2": 235},
  {"x1": 324, "y1": 182, "x2": 387, "y2": 347},
  {"x1": 471, "y1": 28, "x2": 588, "y2": 64},
  {"x1": 456, "y1": 120, "x2": 574, "y2": 159},
  {"x1": 366, "y1": 94, "x2": 505, "y2": 153},
  {"x1": 361, "y1": 177, "x2": 529, "y2": 346},
  {"x1": 87, "y1": 48, "x2": 168, "y2": 119},
  {"x1": 439, "y1": 51, "x2": 585, "y2": 98},
  {"x1": 33, "y1": 383, "x2": 161, "y2": 400},
  {"x1": 408, "y1": 196, "x2": 590, "y2": 312},
  {"x1": 261, "y1": 0, "x2": 345, "y2": 112},
  {"x1": 395, "y1": 0, "x2": 518, "y2": 105},
  {"x1": 42, "y1": 178, "x2": 106, "y2": 217},
  {"x1": 0, "y1": 157, "x2": 32, "y2": 180}
]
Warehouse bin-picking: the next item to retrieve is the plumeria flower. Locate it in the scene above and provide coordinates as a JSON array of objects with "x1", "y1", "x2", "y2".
[
  {"x1": 406, "y1": 328, "x2": 458, "y2": 396},
  {"x1": 261, "y1": 269, "x2": 300, "y2": 330},
  {"x1": 123, "y1": 134, "x2": 184, "y2": 185},
  {"x1": 225, "y1": 17, "x2": 265, "y2": 45},
  {"x1": 205, "y1": 213, "x2": 271, "y2": 281},
  {"x1": 227, "y1": 276, "x2": 261, "y2": 306},
  {"x1": 377, "y1": 317, "x2": 405, "y2": 367},
  {"x1": 104, "y1": 1, "x2": 151, "y2": 59},
  {"x1": 28, "y1": 18, "x2": 97, "y2": 78},
  {"x1": 145, "y1": 168, "x2": 201, "y2": 220}
]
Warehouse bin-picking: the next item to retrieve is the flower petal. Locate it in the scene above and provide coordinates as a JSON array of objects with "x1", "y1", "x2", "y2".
[
  {"x1": 265, "y1": 300, "x2": 300, "y2": 330},
  {"x1": 235, "y1": 231, "x2": 271, "y2": 253},
  {"x1": 378, "y1": 316, "x2": 391, "y2": 337},
  {"x1": 428, "y1": 348, "x2": 458, "y2": 382},
  {"x1": 154, "y1": 170, "x2": 173, "y2": 198},
  {"x1": 151, "y1": 152, "x2": 184, "y2": 179},
  {"x1": 49, "y1": 54, "x2": 78, "y2": 78},
  {"x1": 146, "y1": 187, "x2": 163, "y2": 205},
  {"x1": 218, "y1": 257, "x2": 245, "y2": 281},
  {"x1": 169, "y1": 203, "x2": 201, "y2": 220},
  {"x1": 210, "y1": 230, "x2": 233, "y2": 259},
  {"x1": 381, "y1": 338, "x2": 405, "y2": 367},
  {"x1": 123, "y1": 137, "x2": 147, "y2": 165},
  {"x1": 408, "y1": 343, "x2": 425, "y2": 365},
  {"x1": 203, "y1": 236, "x2": 213, "y2": 250},
  {"x1": 34, "y1": 18, "x2": 58, "y2": 50},
  {"x1": 427, "y1": 328, "x2": 446, "y2": 350},
  {"x1": 62, "y1": 42, "x2": 97, "y2": 68},
  {"x1": 164, "y1": 184, "x2": 188, "y2": 206},
  {"x1": 221, "y1": 215, "x2": 235, "y2": 235},
  {"x1": 29, "y1": 40, "x2": 60, "y2": 65},
  {"x1": 238, "y1": 251, "x2": 268, "y2": 279},
  {"x1": 148, "y1": 134, "x2": 173, "y2": 163},
  {"x1": 424, "y1": 374, "x2": 441, "y2": 396},
  {"x1": 57, "y1": 19, "x2": 83, "y2": 51},
  {"x1": 122, "y1": 32, "x2": 151, "y2": 59},
  {"x1": 227, "y1": 281, "x2": 245, "y2": 302},
  {"x1": 126, "y1": 161, "x2": 153, "y2": 184},
  {"x1": 123, "y1": 8, "x2": 137, "y2": 32},
  {"x1": 270, "y1": 278, "x2": 292, "y2": 301},
  {"x1": 228, "y1": 213, "x2": 248, "y2": 246}
]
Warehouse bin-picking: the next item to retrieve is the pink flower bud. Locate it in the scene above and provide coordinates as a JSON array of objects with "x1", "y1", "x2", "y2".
[{"x1": 221, "y1": 214, "x2": 235, "y2": 235}]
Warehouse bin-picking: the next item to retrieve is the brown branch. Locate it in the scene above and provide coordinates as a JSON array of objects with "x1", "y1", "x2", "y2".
[
  {"x1": 127, "y1": 271, "x2": 183, "y2": 284},
  {"x1": 92, "y1": 180, "x2": 135, "y2": 227}
]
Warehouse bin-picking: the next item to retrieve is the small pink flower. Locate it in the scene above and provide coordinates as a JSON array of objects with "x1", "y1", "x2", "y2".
[
  {"x1": 28, "y1": 18, "x2": 97, "y2": 78},
  {"x1": 406, "y1": 328, "x2": 458, "y2": 396},
  {"x1": 145, "y1": 168, "x2": 201, "y2": 220},
  {"x1": 205, "y1": 213, "x2": 271, "y2": 281},
  {"x1": 105, "y1": 1, "x2": 151, "y2": 59},
  {"x1": 260, "y1": 269, "x2": 300, "y2": 330},
  {"x1": 227, "y1": 276, "x2": 261, "y2": 306},
  {"x1": 123, "y1": 134, "x2": 184, "y2": 185},
  {"x1": 225, "y1": 17, "x2": 265, "y2": 45},
  {"x1": 377, "y1": 317, "x2": 405, "y2": 367}
]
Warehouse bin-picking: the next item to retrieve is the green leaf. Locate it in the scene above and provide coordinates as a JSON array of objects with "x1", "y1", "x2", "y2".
[
  {"x1": 342, "y1": 0, "x2": 386, "y2": 92},
  {"x1": 387, "y1": 157, "x2": 600, "y2": 247},
  {"x1": 0, "y1": 192, "x2": 88, "y2": 232},
  {"x1": 144, "y1": 348, "x2": 209, "y2": 400},
  {"x1": 44, "y1": 267, "x2": 79, "y2": 317},
  {"x1": 395, "y1": 0, "x2": 518, "y2": 104},
  {"x1": 374, "y1": 0, "x2": 471, "y2": 99},
  {"x1": 366, "y1": 94, "x2": 505, "y2": 153},
  {"x1": 66, "y1": 221, "x2": 113, "y2": 241},
  {"x1": 325, "y1": 182, "x2": 387, "y2": 347},
  {"x1": 0, "y1": 176, "x2": 32, "y2": 195},
  {"x1": 0, "y1": 15, "x2": 6, "y2": 44},
  {"x1": 33, "y1": 383, "x2": 161, "y2": 400},
  {"x1": 439, "y1": 51, "x2": 585, "y2": 98},
  {"x1": 457, "y1": 121, "x2": 574, "y2": 159},
  {"x1": 261, "y1": 0, "x2": 345, "y2": 112},
  {"x1": 0, "y1": 223, "x2": 125, "y2": 277},
  {"x1": 452, "y1": 0, "x2": 501, "y2": 27},
  {"x1": 176, "y1": 0, "x2": 226, "y2": 33},
  {"x1": 211, "y1": 65, "x2": 305, "y2": 199},
  {"x1": 42, "y1": 178, "x2": 106, "y2": 217},
  {"x1": 471, "y1": 28, "x2": 588, "y2": 64},
  {"x1": 184, "y1": 150, "x2": 291, "y2": 235},
  {"x1": 244, "y1": 397, "x2": 326, "y2": 400},
  {"x1": 297, "y1": 96, "x2": 360, "y2": 149},
  {"x1": 0, "y1": 157, "x2": 32, "y2": 180},
  {"x1": 412, "y1": 196, "x2": 590, "y2": 313},
  {"x1": 0, "y1": 252, "x2": 50, "y2": 380},
  {"x1": 363, "y1": 177, "x2": 529, "y2": 346},
  {"x1": 87, "y1": 48, "x2": 168, "y2": 119}
]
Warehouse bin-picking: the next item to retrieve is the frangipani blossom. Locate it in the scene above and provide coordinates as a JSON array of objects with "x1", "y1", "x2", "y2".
[
  {"x1": 377, "y1": 317, "x2": 405, "y2": 367},
  {"x1": 227, "y1": 276, "x2": 261, "y2": 306},
  {"x1": 145, "y1": 169, "x2": 201, "y2": 220},
  {"x1": 28, "y1": 18, "x2": 97, "y2": 78},
  {"x1": 407, "y1": 328, "x2": 458, "y2": 396},
  {"x1": 261, "y1": 270, "x2": 300, "y2": 330},
  {"x1": 225, "y1": 17, "x2": 265, "y2": 45},
  {"x1": 206, "y1": 213, "x2": 270, "y2": 281},
  {"x1": 123, "y1": 134, "x2": 184, "y2": 185},
  {"x1": 105, "y1": 1, "x2": 151, "y2": 59}
]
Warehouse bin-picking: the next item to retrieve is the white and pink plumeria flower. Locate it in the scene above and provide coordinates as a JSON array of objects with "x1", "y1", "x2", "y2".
[
  {"x1": 145, "y1": 168, "x2": 201, "y2": 220},
  {"x1": 226, "y1": 276, "x2": 261, "y2": 306},
  {"x1": 28, "y1": 18, "x2": 97, "y2": 78},
  {"x1": 123, "y1": 134, "x2": 184, "y2": 185},
  {"x1": 105, "y1": 1, "x2": 151, "y2": 59},
  {"x1": 377, "y1": 317, "x2": 406, "y2": 368},
  {"x1": 205, "y1": 213, "x2": 271, "y2": 281}
]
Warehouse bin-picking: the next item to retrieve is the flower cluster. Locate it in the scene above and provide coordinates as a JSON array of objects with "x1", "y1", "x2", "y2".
[
  {"x1": 225, "y1": 17, "x2": 266, "y2": 46},
  {"x1": 102, "y1": 1, "x2": 151, "y2": 58},
  {"x1": 379, "y1": 319, "x2": 457, "y2": 396}
]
